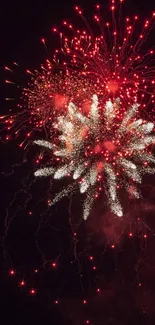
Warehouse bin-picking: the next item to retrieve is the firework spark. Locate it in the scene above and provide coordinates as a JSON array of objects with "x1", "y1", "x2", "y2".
[{"x1": 34, "y1": 95, "x2": 155, "y2": 219}]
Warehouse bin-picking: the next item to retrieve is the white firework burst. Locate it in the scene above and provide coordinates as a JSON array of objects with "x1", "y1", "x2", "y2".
[{"x1": 34, "y1": 95, "x2": 155, "y2": 219}]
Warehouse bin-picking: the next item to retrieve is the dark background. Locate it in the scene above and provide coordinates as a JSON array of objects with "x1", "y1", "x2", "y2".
[{"x1": 0, "y1": 0, "x2": 155, "y2": 324}]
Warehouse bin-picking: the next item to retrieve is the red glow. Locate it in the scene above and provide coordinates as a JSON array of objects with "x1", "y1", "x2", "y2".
[
  {"x1": 66, "y1": 141, "x2": 73, "y2": 152},
  {"x1": 94, "y1": 144, "x2": 101, "y2": 153},
  {"x1": 82, "y1": 100, "x2": 91, "y2": 114},
  {"x1": 20, "y1": 280, "x2": 26, "y2": 287},
  {"x1": 80, "y1": 125, "x2": 89, "y2": 138},
  {"x1": 97, "y1": 162, "x2": 104, "y2": 172},
  {"x1": 103, "y1": 141, "x2": 115, "y2": 152},
  {"x1": 9, "y1": 269, "x2": 15, "y2": 276},
  {"x1": 52, "y1": 262, "x2": 57, "y2": 268},
  {"x1": 30, "y1": 288, "x2": 36, "y2": 295},
  {"x1": 107, "y1": 80, "x2": 119, "y2": 93},
  {"x1": 54, "y1": 94, "x2": 67, "y2": 108}
]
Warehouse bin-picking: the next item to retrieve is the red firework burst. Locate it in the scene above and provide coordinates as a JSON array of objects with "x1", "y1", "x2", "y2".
[{"x1": 2, "y1": 0, "x2": 155, "y2": 146}]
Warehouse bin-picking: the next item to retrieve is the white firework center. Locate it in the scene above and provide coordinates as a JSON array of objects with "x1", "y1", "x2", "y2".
[{"x1": 34, "y1": 95, "x2": 155, "y2": 219}]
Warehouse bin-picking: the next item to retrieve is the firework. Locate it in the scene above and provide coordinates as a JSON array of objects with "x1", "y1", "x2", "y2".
[
  {"x1": 3, "y1": 1, "x2": 155, "y2": 145},
  {"x1": 52, "y1": 2, "x2": 155, "y2": 109},
  {"x1": 24, "y1": 70, "x2": 96, "y2": 129},
  {"x1": 3, "y1": 65, "x2": 96, "y2": 146},
  {"x1": 2, "y1": 2, "x2": 155, "y2": 218},
  {"x1": 34, "y1": 95, "x2": 155, "y2": 219}
]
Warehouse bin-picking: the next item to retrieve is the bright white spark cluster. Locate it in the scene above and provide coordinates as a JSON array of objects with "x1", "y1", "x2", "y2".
[{"x1": 34, "y1": 95, "x2": 155, "y2": 219}]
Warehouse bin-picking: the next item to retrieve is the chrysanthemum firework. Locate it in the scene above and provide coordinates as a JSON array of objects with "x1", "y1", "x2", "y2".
[{"x1": 34, "y1": 95, "x2": 155, "y2": 219}]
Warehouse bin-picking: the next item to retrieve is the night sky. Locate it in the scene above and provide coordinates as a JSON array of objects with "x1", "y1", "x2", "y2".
[{"x1": 1, "y1": 0, "x2": 155, "y2": 324}]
